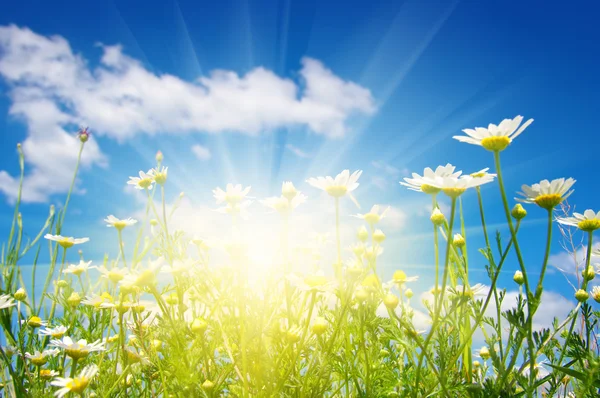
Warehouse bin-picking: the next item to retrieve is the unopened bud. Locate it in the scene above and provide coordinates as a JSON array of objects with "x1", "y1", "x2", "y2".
[
  {"x1": 513, "y1": 271, "x2": 524, "y2": 285},
  {"x1": 430, "y1": 208, "x2": 446, "y2": 226},
  {"x1": 453, "y1": 233, "x2": 466, "y2": 248},
  {"x1": 67, "y1": 292, "x2": 81, "y2": 307},
  {"x1": 357, "y1": 226, "x2": 369, "y2": 242},
  {"x1": 373, "y1": 229, "x2": 386, "y2": 244},
  {"x1": 155, "y1": 150, "x2": 163, "y2": 163},
  {"x1": 575, "y1": 289, "x2": 589, "y2": 302},
  {"x1": 511, "y1": 204, "x2": 527, "y2": 220},
  {"x1": 14, "y1": 288, "x2": 27, "y2": 302}
]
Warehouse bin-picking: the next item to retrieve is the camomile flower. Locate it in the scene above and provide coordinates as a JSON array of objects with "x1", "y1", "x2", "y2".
[
  {"x1": 281, "y1": 181, "x2": 299, "y2": 200},
  {"x1": 51, "y1": 364, "x2": 99, "y2": 397},
  {"x1": 353, "y1": 204, "x2": 390, "y2": 226},
  {"x1": 363, "y1": 245, "x2": 384, "y2": 262},
  {"x1": 44, "y1": 234, "x2": 89, "y2": 249},
  {"x1": 516, "y1": 178, "x2": 576, "y2": 210},
  {"x1": 127, "y1": 170, "x2": 155, "y2": 190},
  {"x1": 470, "y1": 168, "x2": 497, "y2": 180},
  {"x1": 451, "y1": 283, "x2": 487, "y2": 299},
  {"x1": 81, "y1": 293, "x2": 113, "y2": 309},
  {"x1": 0, "y1": 294, "x2": 16, "y2": 309},
  {"x1": 454, "y1": 115, "x2": 534, "y2": 152},
  {"x1": 49, "y1": 337, "x2": 105, "y2": 359},
  {"x1": 63, "y1": 260, "x2": 92, "y2": 276},
  {"x1": 213, "y1": 184, "x2": 252, "y2": 205},
  {"x1": 24, "y1": 349, "x2": 60, "y2": 366},
  {"x1": 390, "y1": 270, "x2": 419, "y2": 284},
  {"x1": 400, "y1": 164, "x2": 461, "y2": 194},
  {"x1": 556, "y1": 209, "x2": 600, "y2": 232},
  {"x1": 22, "y1": 316, "x2": 47, "y2": 328},
  {"x1": 120, "y1": 259, "x2": 162, "y2": 289},
  {"x1": 152, "y1": 166, "x2": 168, "y2": 185},
  {"x1": 95, "y1": 266, "x2": 128, "y2": 284},
  {"x1": 427, "y1": 175, "x2": 495, "y2": 198},
  {"x1": 287, "y1": 271, "x2": 335, "y2": 292},
  {"x1": 521, "y1": 359, "x2": 550, "y2": 380},
  {"x1": 39, "y1": 326, "x2": 68, "y2": 339},
  {"x1": 190, "y1": 236, "x2": 213, "y2": 252},
  {"x1": 261, "y1": 193, "x2": 307, "y2": 215},
  {"x1": 306, "y1": 169, "x2": 362, "y2": 208},
  {"x1": 40, "y1": 369, "x2": 60, "y2": 380},
  {"x1": 215, "y1": 201, "x2": 252, "y2": 219},
  {"x1": 104, "y1": 215, "x2": 138, "y2": 230}
]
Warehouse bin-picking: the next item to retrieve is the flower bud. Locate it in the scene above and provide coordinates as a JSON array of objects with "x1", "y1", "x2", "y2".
[
  {"x1": 575, "y1": 289, "x2": 589, "y2": 302},
  {"x1": 286, "y1": 329, "x2": 301, "y2": 344},
  {"x1": 67, "y1": 292, "x2": 81, "y2": 307},
  {"x1": 202, "y1": 380, "x2": 215, "y2": 391},
  {"x1": 281, "y1": 182, "x2": 298, "y2": 200},
  {"x1": 191, "y1": 318, "x2": 208, "y2": 334},
  {"x1": 511, "y1": 204, "x2": 527, "y2": 220},
  {"x1": 384, "y1": 293, "x2": 399, "y2": 309},
  {"x1": 57, "y1": 280, "x2": 69, "y2": 289},
  {"x1": 453, "y1": 234, "x2": 466, "y2": 248},
  {"x1": 14, "y1": 288, "x2": 27, "y2": 302},
  {"x1": 355, "y1": 288, "x2": 369, "y2": 302},
  {"x1": 583, "y1": 266, "x2": 596, "y2": 281},
  {"x1": 311, "y1": 317, "x2": 328, "y2": 336},
  {"x1": 155, "y1": 150, "x2": 163, "y2": 163},
  {"x1": 405, "y1": 288, "x2": 414, "y2": 299},
  {"x1": 479, "y1": 346, "x2": 490, "y2": 360},
  {"x1": 77, "y1": 127, "x2": 90, "y2": 143},
  {"x1": 357, "y1": 226, "x2": 369, "y2": 242},
  {"x1": 513, "y1": 271, "x2": 524, "y2": 285},
  {"x1": 373, "y1": 229, "x2": 386, "y2": 244},
  {"x1": 430, "y1": 208, "x2": 446, "y2": 226}
]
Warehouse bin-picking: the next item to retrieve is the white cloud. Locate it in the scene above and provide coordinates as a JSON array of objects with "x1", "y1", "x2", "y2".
[
  {"x1": 285, "y1": 144, "x2": 311, "y2": 159},
  {"x1": 191, "y1": 144, "x2": 211, "y2": 161},
  {"x1": 548, "y1": 241, "x2": 600, "y2": 274},
  {"x1": 0, "y1": 25, "x2": 376, "y2": 203},
  {"x1": 370, "y1": 160, "x2": 406, "y2": 190},
  {"x1": 380, "y1": 206, "x2": 407, "y2": 231}
]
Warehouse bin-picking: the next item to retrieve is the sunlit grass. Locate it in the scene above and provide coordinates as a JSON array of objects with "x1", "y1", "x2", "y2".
[{"x1": 1, "y1": 119, "x2": 599, "y2": 397}]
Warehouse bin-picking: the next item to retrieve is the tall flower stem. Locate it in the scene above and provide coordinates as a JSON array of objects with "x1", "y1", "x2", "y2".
[
  {"x1": 414, "y1": 197, "x2": 457, "y2": 395},
  {"x1": 432, "y1": 195, "x2": 440, "y2": 311},
  {"x1": 117, "y1": 229, "x2": 127, "y2": 269},
  {"x1": 334, "y1": 197, "x2": 342, "y2": 284}
]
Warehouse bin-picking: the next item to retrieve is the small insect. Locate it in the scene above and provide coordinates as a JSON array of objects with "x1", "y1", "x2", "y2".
[{"x1": 76, "y1": 126, "x2": 90, "y2": 142}]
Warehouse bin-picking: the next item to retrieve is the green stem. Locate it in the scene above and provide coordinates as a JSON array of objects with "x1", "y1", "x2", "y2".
[{"x1": 117, "y1": 229, "x2": 127, "y2": 268}]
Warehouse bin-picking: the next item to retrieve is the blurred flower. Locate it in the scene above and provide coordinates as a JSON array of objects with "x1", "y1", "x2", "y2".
[
  {"x1": 591, "y1": 286, "x2": 600, "y2": 303},
  {"x1": 64, "y1": 260, "x2": 92, "y2": 276},
  {"x1": 400, "y1": 164, "x2": 461, "y2": 194},
  {"x1": 152, "y1": 166, "x2": 168, "y2": 185},
  {"x1": 288, "y1": 271, "x2": 335, "y2": 292},
  {"x1": 105, "y1": 215, "x2": 138, "y2": 230},
  {"x1": 453, "y1": 234, "x2": 466, "y2": 248},
  {"x1": 39, "y1": 326, "x2": 68, "y2": 339},
  {"x1": 517, "y1": 178, "x2": 576, "y2": 210},
  {"x1": 0, "y1": 294, "x2": 16, "y2": 309},
  {"x1": 353, "y1": 204, "x2": 389, "y2": 226},
  {"x1": 281, "y1": 181, "x2": 299, "y2": 200},
  {"x1": 95, "y1": 266, "x2": 128, "y2": 284},
  {"x1": 213, "y1": 184, "x2": 252, "y2": 205},
  {"x1": 470, "y1": 168, "x2": 497, "y2": 180},
  {"x1": 14, "y1": 288, "x2": 27, "y2": 301},
  {"x1": 44, "y1": 234, "x2": 89, "y2": 249},
  {"x1": 51, "y1": 364, "x2": 98, "y2": 397},
  {"x1": 81, "y1": 294, "x2": 113, "y2": 309},
  {"x1": 556, "y1": 209, "x2": 600, "y2": 232},
  {"x1": 22, "y1": 316, "x2": 47, "y2": 328},
  {"x1": 513, "y1": 271, "x2": 524, "y2": 285},
  {"x1": 77, "y1": 127, "x2": 90, "y2": 143},
  {"x1": 391, "y1": 270, "x2": 418, "y2": 284},
  {"x1": 306, "y1": 169, "x2": 362, "y2": 207},
  {"x1": 261, "y1": 193, "x2": 307, "y2": 215},
  {"x1": 127, "y1": 170, "x2": 155, "y2": 190},
  {"x1": 430, "y1": 208, "x2": 446, "y2": 225},
  {"x1": 311, "y1": 317, "x2": 328, "y2": 335},
  {"x1": 454, "y1": 115, "x2": 533, "y2": 152},
  {"x1": 50, "y1": 337, "x2": 105, "y2": 359},
  {"x1": 427, "y1": 175, "x2": 495, "y2": 198},
  {"x1": 25, "y1": 349, "x2": 59, "y2": 366},
  {"x1": 40, "y1": 369, "x2": 59, "y2": 380},
  {"x1": 215, "y1": 201, "x2": 252, "y2": 219}
]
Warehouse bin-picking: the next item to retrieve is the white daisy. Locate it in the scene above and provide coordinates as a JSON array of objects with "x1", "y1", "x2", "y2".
[
  {"x1": 556, "y1": 209, "x2": 600, "y2": 232},
  {"x1": 281, "y1": 181, "x2": 299, "y2": 200},
  {"x1": 63, "y1": 260, "x2": 92, "y2": 276},
  {"x1": 104, "y1": 215, "x2": 138, "y2": 230},
  {"x1": 287, "y1": 270, "x2": 335, "y2": 292},
  {"x1": 81, "y1": 294, "x2": 113, "y2": 309},
  {"x1": 44, "y1": 234, "x2": 89, "y2": 249},
  {"x1": 127, "y1": 170, "x2": 155, "y2": 190},
  {"x1": 426, "y1": 175, "x2": 495, "y2": 198},
  {"x1": 39, "y1": 326, "x2": 68, "y2": 339},
  {"x1": 306, "y1": 169, "x2": 362, "y2": 208},
  {"x1": 470, "y1": 168, "x2": 497, "y2": 180},
  {"x1": 261, "y1": 193, "x2": 307, "y2": 215},
  {"x1": 213, "y1": 183, "x2": 252, "y2": 205},
  {"x1": 49, "y1": 336, "x2": 105, "y2": 359},
  {"x1": 94, "y1": 266, "x2": 128, "y2": 284},
  {"x1": 0, "y1": 294, "x2": 16, "y2": 309},
  {"x1": 353, "y1": 204, "x2": 390, "y2": 226},
  {"x1": 516, "y1": 178, "x2": 576, "y2": 210},
  {"x1": 400, "y1": 164, "x2": 462, "y2": 194},
  {"x1": 454, "y1": 115, "x2": 534, "y2": 152},
  {"x1": 152, "y1": 166, "x2": 168, "y2": 185},
  {"x1": 51, "y1": 364, "x2": 98, "y2": 397},
  {"x1": 390, "y1": 270, "x2": 419, "y2": 284},
  {"x1": 25, "y1": 349, "x2": 60, "y2": 366}
]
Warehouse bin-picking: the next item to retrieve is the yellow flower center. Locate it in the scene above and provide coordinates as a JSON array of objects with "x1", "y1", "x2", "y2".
[
  {"x1": 384, "y1": 294, "x2": 399, "y2": 309},
  {"x1": 362, "y1": 274, "x2": 380, "y2": 289},
  {"x1": 325, "y1": 185, "x2": 347, "y2": 197},
  {"x1": 40, "y1": 369, "x2": 54, "y2": 379},
  {"x1": 578, "y1": 219, "x2": 600, "y2": 232},
  {"x1": 225, "y1": 194, "x2": 243, "y2": 205},
  {"x1": 72, "y1": 267, "x2": 85, "y2": 276},
  {"x1": 442, "y1": 187, "x2": 467, "y2": 198},
  {"x1": 154, "y1": 172, "x2": 167, "y2": 185},
  {"x1": 533, "y1": 193, "x2": 563, "y2": 210},
  {"x1": 470, "y1": 172, "x2": 486, "y2": 178},
  {"x1": 135, "y1": 270, "x2": 156, "y2": 287},
  {"x1": 108, "y1": 271, "x2": 124, "y2": 283},
  {"x1": 31, "y1": 356, "x2": 47, "y2": 366},
  {"x1": 364, "y1": 213, "x2": 380, "y2": 225},
  {"x1": 138, "y1": 178, "x2": 153, "y2": 189},
  {"x1": 51, "y1": 330, "x2": 66, "y2": 338},
  {"x1": 58, "y1": 239, "x2": 74, "y2": 249},
  {"x1": 66, "y1": 376, "x2": 90, "y2": 394},
  {"x1": 304, "y1": 275, "x2": 328, "y2": 288},
  {"x1": 28, "y1": 316, "x2": 43, "y2": 328},
  {"x1": 420, "y1": 184, "x2": 441, "y2": 195},
  {"x1": 113, "y1": 221, "x2": 128, "y2": 230},
  {"x1": 393, "y1": 271, "x2": 407, "y2": 283},
  {"x1": 65, "y1": 348, "x2": 89, "y2": 360},
  {"x1": 480, "y1": 136, "x2": 511, "y2": 152}
]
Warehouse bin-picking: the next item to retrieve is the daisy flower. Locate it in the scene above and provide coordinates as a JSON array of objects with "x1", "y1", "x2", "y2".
[
  {"x1": 353, "y1": 204, "x2": 390, "y2": 226},
  {"x1": 152, "y1": 166, "x2": 168, "y2": 185},
  {"x1": 451, "y1": 283, "x2": 487, "y2": 299},
  {"x1": 426, "y1": 175, "x2": 495, "y2": 198},
  {"x1": 63, "y1": 260, "x2": 92, "y2": 276},
  {"x1": 516, "y1": 178, "x2": 576, "y2": 210},
  {"x1": 213, "y1": 183, "x2": 252, "y2": 205},
  {"x1": 591, "y1": 286, "x2": 600, "y2": 303},
  {"x1": 127, "y1": 170, "x2": 155, "y2": 190},
  {"x1": 25, "y1": 349, "x2": 60, "y2": 366},
  {"x1": 400, "y1": 164, "x2": 461, "y2": 194},
  {"x1": 39, "y1": 326, "x2": 68, "y2": 339},
  {"x1": 556, "y1": 209, "x2": 600, "y2": 232},
  {"x1": 281, "y1": 181, "x2": 299, "y2": 200},
  {"x1": 288, "y1": 271, "x2": 335, "y2": 292},
  {"x1": 40, "y1": 369, "x2": 60, "y2": 380},
  {"x1": 44, "y1": 234, "x2": 89, "y2": 249},
  {"x1": 390, "y1": 270, "x2": 419, "y2": 284},
  {"x1": 470, "y1": 168, "x2": 497, "y2": 180},
  {"x1": 215, "y1": 201, "x2": 252, "y2": 219},
  {"x1": 306, "y1": 169, "x2": 362, "y2": 208},
  {"x1": 51, "y1": 364, "x2": 98, "y2": 397},
  {"x1": 120, "y1": 259, "x2": 162, "y2": 289},
  {"x1": 261, "y1": 193, "x2": 307, "y2": 215},
  {"x1": 0, "y1": 294, "x2": 16, "y2": 309},
  {"x1": 454, "y1": 115, "x2": 534, "y2": 152},
  {"x1": 95, "y1": 266, "x2": 128, "y2": 284},
  {"x1": 22, "y1": 316, "x2": 47, "y2": 328},
  {"x1": 81, "y1": 293, "x2": 113, "y2": 309},
  {"x1": 49, "y1": 336, "x2": 105, "y2": 359},
  {"x1": 104, "y1": 215, "x2": 138, "y2": 230}
]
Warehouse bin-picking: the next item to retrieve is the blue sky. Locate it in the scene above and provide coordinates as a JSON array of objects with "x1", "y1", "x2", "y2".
[{"x1": 1, "y1": 0, "x2": 599, "y2": 323}]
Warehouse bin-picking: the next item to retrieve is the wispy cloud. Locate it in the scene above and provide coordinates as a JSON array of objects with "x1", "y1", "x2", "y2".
[
  {"x1": 0, "y1": 25, "x2": 376, "y2": 202},
  {"x1": 191, "y1": 144, "x2": 212, "y2": 161},
  {"x1": 285, "y1": 144, "x2": 311, "y2": 159},
  {"x1": 370, "y1": 160, "x2": 407, "y2": 190}
]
